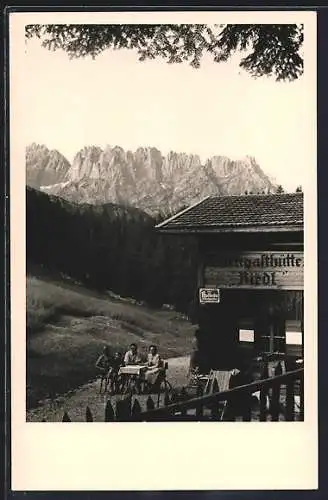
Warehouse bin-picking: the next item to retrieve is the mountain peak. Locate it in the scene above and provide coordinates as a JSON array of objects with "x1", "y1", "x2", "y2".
[
  {"x1": 26, "y1": 144, "x2": 71, "y2": 189},
  {"x1": 26, "y1": 143, "x2": 276, "y2": 215}
]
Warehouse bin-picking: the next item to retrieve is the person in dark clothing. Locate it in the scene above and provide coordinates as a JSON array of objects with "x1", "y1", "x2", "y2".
[
  {"x1": 108, "y1": 352, "x2": 123, "y2": 394},
  {"x1": 95, "y1": 346, "x2": 112, "y2": 393},
  {"x1": 95, "y1": 346, "x2": 111, "y2": 372}
]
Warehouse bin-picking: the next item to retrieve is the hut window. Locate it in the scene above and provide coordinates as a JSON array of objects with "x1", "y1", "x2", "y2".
[
  {"x1": 286, "y1": 320, "x2": 303, "y2": 345},
  {"x1": 239, "y1": 329, "x2": 255, "y2": 342},
  {"x1": 239, "y1": 320, "x2": 254, "y2": 342},
  {"x1": 286, "y1": 331, "x2": 302, "y2": 345}
]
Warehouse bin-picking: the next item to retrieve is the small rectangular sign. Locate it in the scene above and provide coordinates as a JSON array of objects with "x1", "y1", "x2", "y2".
[{"x1": 199, "y1": 288, "x2": 220, "y2": 304}]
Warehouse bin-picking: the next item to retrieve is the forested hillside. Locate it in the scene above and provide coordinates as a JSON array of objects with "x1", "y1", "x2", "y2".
[{"x1": 26, "y1": 187, "x2": 198, "y2": 315}]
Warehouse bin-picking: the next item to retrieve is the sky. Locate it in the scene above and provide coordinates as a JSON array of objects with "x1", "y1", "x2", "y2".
[{"x1": 23, "y1": 35, "x2": 312, "y2": 191}]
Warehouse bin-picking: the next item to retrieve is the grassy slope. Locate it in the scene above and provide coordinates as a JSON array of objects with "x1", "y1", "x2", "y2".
[
  {"x1": 27, "y1": 356, "x2": 191, "y2": 422},
  {"x1": 27, "y1": 274, "x2": 196, "y2": 408}
]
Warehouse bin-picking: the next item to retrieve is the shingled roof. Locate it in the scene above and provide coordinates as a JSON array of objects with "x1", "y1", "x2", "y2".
[{"x1": 156, "y1": 193, "x2": 303, "y2": 233}]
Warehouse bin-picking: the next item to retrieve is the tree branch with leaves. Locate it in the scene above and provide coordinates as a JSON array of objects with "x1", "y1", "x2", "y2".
[{"x1": 25, "y1": 23, "x2": 303, "y2": 81}]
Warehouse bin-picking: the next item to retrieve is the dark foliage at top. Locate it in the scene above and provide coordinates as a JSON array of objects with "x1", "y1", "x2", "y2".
[{"x1": 26, "y1": 23, "x2": 303, "y2": 81}]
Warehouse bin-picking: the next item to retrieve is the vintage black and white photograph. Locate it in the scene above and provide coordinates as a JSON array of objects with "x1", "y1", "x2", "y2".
[
  {"x1": 21, "y1": 18, "x2": 313, "y2": 426},
  {"x1": 8, "y1": 9, "x2": 318, "y2": 491}
]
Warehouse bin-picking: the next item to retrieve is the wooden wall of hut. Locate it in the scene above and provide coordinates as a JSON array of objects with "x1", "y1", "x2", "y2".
[
  {"x1": 193, "y1": 231, "x2": 304, "y2": 371},
  {"x1": 195, "y1": 289, "x2": 303, "y2": 371}
]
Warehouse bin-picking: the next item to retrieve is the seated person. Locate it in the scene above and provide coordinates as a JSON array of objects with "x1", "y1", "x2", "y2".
[
  {"x1": 122, "y1": 343, "x2": 145, "y2": 394},
  {"x1": 144, "y1": 345, "x2": 163, "y2": 391},
  {"x1": 95, "y1": 346, "x2": 111, "y2": 392},
  {"x1": 95, "y1": 346, "x2": 111, "y2": 373},
  {"x1": 107, "y1": 352, "x2": 123, "y2": 393},
  {"x1": 123, "y1": 343, "x2": 142, "y2": 365},
  {"x1": 112, "y1": 351, "x2": 123, "y2": 371}
]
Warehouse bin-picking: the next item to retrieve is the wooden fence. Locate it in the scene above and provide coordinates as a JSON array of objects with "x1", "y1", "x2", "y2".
[
  {"x1": 138, "y1": 367, "x2": 303, "y2": 422},
  {"x1": 43, "y1": 366, "x2": 303, "y2": 423}
]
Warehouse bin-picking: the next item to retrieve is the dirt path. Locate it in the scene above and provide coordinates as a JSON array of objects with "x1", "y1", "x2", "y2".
[{"x1": 27, "y1": 356, "x2": 190, "y2": 422}]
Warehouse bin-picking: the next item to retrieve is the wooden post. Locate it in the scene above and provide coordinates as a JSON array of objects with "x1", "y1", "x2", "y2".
[
  {"x1": 104, "y1": 400, "x2": 115, "y2": 421},
  {"x1": 86, "y1": 406, "x2": 93, "y2": 422},
  {"x1": 131, "y1": 399, "x2": 142, "y2": 421},
  {"x1": 115, "y1": 399, "x2": 122, "y2": 421},
  {"x1": 197, "y1": 254, "x2": 204, "y2": 288},
  {"x1": 210, "y1": 399, "x2": 221, "y2": 421},
  {"x1": 146, "y1": 396, "x2": 155, "y2": 411},
  {"x1": 285, "y1": 380, "x2": 295, "y2": 421},
  {"x1": 125, "y1": 395, "x2": 132, "y2": 420},
  {"x1": 275, "y1": 361, "x2": 283, "y2": 377},
  {"x1": 300, "y1": 372, "x2": 304, "y2": 421},
  {"x1": 212, "y1": 378, "x2": 219, "y2": 394},
  {"x1": 301, "y1": 293, "x2": 304, "y2": 360},
  {"x1": 180, "y1": 388, "x2": 188, "y2": 417},
  {"x1": 116, "y1": 398, "x2": 130, "y2": 421},
  {"x1": 262, "y1": 361, "x2": 269, "y2": 379},
  {"x1": 196, "y1": 400, "x2": 203, "y2": 419},
  {"x1": 242, "y1": 393, "x2": 252, "y2": 422},
  {"x1": 170, "y1": 391, "x2": 178, "y2": 404},
  {"x1": 270, "y1": 382, "x2": 281, "y2": 421},
  {"x1": 259, "y1": 387, "x2": 268, "y2": 421},
  {"x1": 269, "y1": 322, "x2": 274, "y2": 354},
  {"x1": 196, "y1": 384, "x2": 203, "y2": 419},
  {"x1": 180, "y1": 387, "x2": 188, "y2": 399}
]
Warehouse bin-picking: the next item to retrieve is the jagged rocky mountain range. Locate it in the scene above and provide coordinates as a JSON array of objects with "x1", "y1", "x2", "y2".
[
  {"x1": 26, "y1": 143, "x2": 71, "y2": 189},
  {"x1": 26, "y1": 143, "x2": 276, "y2": 216}
]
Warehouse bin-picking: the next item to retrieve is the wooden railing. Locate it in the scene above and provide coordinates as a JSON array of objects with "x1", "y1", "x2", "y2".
[
  {"x1": 44, "y1": 366, "x2": 303, "y2": 423},
  {"x1": 137, "y1": 367, "x2": 304, "y2": 422}
]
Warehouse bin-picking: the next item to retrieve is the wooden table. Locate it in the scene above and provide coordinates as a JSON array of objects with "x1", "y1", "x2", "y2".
[
  {"x1": 118, "y1": 365, "x2": 148, "y2": 394},
  {"x1": 119, "y1": 365, "x2": 148, "y2": 376}
]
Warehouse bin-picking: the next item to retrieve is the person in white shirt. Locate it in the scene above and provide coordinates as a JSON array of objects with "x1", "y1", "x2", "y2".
[
  {"x1": 123, "y1": 343, "x2": 142, "y2": 365},
  {"x1": 123, "y1": 343, "x2": 144, "y2": 393}
]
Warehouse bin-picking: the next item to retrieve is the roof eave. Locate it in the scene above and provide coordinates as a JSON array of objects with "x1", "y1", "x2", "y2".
[
  {"x1": 156, "y1": 224, "x2": 303, "y2": 234},
  {"x1": 155, "y1": 196, "x2": 210, "y2": 229}
]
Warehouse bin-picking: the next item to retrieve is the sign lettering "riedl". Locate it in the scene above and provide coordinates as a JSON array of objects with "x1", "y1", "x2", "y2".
[{"x1": 204, "y1": 251, "x2": 304, "y2": 291}]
